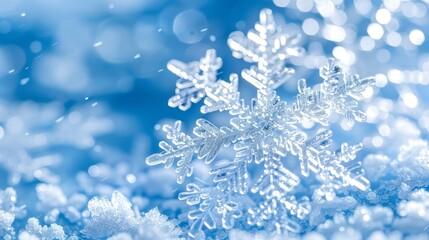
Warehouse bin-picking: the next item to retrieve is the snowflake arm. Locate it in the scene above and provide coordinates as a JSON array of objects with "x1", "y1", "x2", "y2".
[
  {"x1": 201, "y1": 73, "x2": 240, "y2": 114},
  {"x1": 318, "y1": 58, "x2": 376, "y2": 123},
  {"x1": 167, "y1": 49, "x2": 240, "y2": 113},
  {"x1": 179, "y1": 182, "x2": 242, "y2": 238},
  {"x1": 228, "y1": 8, "x2": 303, "y2": 91},
  {"x1": 299, "y1": 130, "x2": 370, "y2": 200},
  {"x1": 167, "y1": 49, "x2": 221, "y2": 110},
  {"x1": 147, "y1": 120, "x2": 242, "y2": 183},
  {"x1": 251, "y1": 159, "x2": 299, "y2": 197},
  {"x1": 314, "y1": 143, "x2": 370, "y2": 200},
  {"x1": 292, "y1": 61, "x2": 375, "y2": 126},
  {"x1": 209, "y1": 160, "x2": 248, "y2": 195},
  {"x1": 248, "y1": 196, "x2": 310, "y2": 235}
]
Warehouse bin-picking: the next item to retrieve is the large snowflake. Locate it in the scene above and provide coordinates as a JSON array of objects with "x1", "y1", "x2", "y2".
[{"x1": 147, "y1": 8, "x2": 375, "y2": 238}]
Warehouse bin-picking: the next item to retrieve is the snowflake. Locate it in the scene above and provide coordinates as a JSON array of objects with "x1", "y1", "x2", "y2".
[{"x1": 147, "y1": 8, "x2": 375, "y2": 238}]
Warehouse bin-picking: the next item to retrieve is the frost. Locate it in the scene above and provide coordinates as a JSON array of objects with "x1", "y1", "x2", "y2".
[
  {"x1": 138, "y1": 208, "x2": 183, "y2": 240},
  {"x1": 392, "y1": 139, "x2": 429, "y2": 186},
  {"x1": 309, "y1": 196, "x2": 357, "y2": 227},
  {"x1": 362, "y1": 154, "x2": 390, "y2": 181},
  {"x1": 0, "y1": 210, "x2": 15, "y2": 239},
  {"x1": 362, "y1": 139, "x2": 429, "y2": 188},
  {"x1": 0, "y1": 187, "x2": 26, "y2": 218},
  {"x1": 0, "y1": 187, "x2": 26, "y2": 239},
  {"x1": 147, "y1": 8, "x2": 375, "y2": 238},
  {"x1": 22, "y1": 217, "x2": 66, "y2": 240},
  {"x1": 83, "y1": 191, "x2": 183, "y2": 239},
  {"x1": 82, "y1": 191, "x2": 140, "y2": 238},
  {"x1": 107, "y1": 233, "x2": 133, "y2": 240}
]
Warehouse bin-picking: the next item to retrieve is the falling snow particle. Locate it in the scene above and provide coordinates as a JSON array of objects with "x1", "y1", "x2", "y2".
[
  {"x1": 20, "y1": 78, "x2": 30, "y2": 85},
  {"x1": 55, "y1": 116, "x2": 64, "y2": 123},
  {"x1": 93, "y1": 41, "x2": 103, "y2": 47}
]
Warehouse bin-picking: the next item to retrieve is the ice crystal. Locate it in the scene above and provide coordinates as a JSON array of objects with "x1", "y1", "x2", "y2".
[{"x1": 147, "y1": 8, "x2": 375, "y2": 238}]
